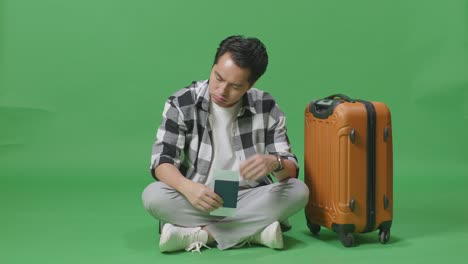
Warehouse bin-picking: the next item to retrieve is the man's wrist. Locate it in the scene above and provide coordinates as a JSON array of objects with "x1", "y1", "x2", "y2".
[{"x1": 273, "y1": 153, "x2": 283, "y2": 172}]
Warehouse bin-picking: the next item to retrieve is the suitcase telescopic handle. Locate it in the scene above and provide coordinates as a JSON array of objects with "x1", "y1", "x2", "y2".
[{"x1": 326, "y1": 94, "x2": 355, "y2": 102}]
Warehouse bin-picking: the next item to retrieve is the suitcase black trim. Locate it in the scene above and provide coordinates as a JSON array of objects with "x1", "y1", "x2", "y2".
[{"x1": 357, "y1": 100, "x2": 377, "y2": 233}]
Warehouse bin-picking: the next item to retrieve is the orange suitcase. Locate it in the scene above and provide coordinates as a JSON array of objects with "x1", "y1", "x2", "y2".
[{"x1": 304, "y1": 94, "x2": 393, "y2": 247}]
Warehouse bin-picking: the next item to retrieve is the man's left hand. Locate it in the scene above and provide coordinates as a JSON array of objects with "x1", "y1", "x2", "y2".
[{"x1": 240, "y1": 154, "x2": 278, "y2": 181}]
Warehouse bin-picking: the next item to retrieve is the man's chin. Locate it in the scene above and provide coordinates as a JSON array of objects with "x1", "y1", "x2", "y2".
[
  {"x1": 214, "y1": 101, "x2": 232, "y2": 108},
  {"x1": 212, "y1": 96, "x2": 233, "y2": 108}
]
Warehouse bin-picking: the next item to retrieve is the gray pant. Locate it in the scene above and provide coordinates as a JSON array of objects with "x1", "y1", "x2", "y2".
[{"x1": 141, "y1": 178, "x2": 309, "y2": 250}]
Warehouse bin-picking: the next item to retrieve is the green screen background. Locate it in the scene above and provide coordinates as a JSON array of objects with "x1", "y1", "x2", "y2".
[{"x1": 1, "y1": 0, "x2": 467, "y2": 263}]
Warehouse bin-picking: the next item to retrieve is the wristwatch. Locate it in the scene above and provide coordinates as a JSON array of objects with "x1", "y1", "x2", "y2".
[{"x1": 273, "y1": 153, "x2": 283, "y2": 172}]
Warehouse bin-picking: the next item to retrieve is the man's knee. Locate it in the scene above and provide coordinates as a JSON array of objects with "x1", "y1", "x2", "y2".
[
  {"x1": 141, "y1": 181, "x2": 172, "y2": 217},
  {"x1": 255, "y1": 178, "x2": 309, "y2": 221},
  {"x1": 292, "y1": 178, "x2": 310, "y2": 208},
  {"x1": 284, "y1": 178, "x2": 309, "y2": 208}
]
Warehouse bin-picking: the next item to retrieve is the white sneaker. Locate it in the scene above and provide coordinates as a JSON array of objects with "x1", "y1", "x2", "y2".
[
  {"x1": 245, "y1": 221, "x2": 284, "y2": 249},
  {"x1": 159, "y1": 223, "x2": 210, "y2": 253}
]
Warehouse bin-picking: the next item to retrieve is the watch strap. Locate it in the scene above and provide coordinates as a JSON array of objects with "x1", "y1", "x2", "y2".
[{"x1": 273, "y1": 153, "x2": 283, "y2": 172}]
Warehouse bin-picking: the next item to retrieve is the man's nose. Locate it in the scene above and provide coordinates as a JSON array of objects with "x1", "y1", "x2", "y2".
[{"x1": 218, "y1": 83, "x2": 229, "y2": 95}]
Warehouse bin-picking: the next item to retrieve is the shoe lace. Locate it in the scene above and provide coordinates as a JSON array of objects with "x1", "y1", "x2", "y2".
[
  {"x1": 233, "y1": 236, "x2": 253, "y2": 248},
  {"x1": 179, "y1": 228, "x2": 210, "y2": 253},
  {"x1": 185, "y1": 241, "x2": 211, "y2": 253}
]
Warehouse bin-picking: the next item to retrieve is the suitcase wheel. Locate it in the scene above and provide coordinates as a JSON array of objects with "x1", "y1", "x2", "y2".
[
  {"x1": 305, "y1": 213, "x2": 321, "y2": 235},
  {"x1": 378, "y1": 229, "x2": 390, "y2": 244},
  {"x1": 307, "y1": 222, "x2": 321, "y2": 235},
  {"x1": 338, "y1": 232, "x2": 355, "y2": 247}
]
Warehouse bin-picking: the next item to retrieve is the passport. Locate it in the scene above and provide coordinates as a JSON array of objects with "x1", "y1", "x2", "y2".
[{"x1": 210, "y1": 169, "x2": 239, "y2": 217}]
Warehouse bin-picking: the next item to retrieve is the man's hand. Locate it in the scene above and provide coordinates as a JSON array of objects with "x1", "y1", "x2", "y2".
[
  {"x1": 240, "y1": 154, "x2": 278, "y2": 181},
  {"x1": 181, "y1": 181, "x2": 224, "y2": 212}
]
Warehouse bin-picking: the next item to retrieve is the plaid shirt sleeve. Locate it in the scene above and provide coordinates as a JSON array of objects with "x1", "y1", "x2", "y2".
[
  {"x1": 149, "y1": 96, "x2": 187, "y2": 179},
  {"x1": 264, "y1": 96, "x2": 299, "y2": 177}
]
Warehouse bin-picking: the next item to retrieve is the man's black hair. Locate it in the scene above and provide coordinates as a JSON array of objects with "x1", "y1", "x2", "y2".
[{"x1": 213, "y1": 35, "x2": 269, "y2": 84}]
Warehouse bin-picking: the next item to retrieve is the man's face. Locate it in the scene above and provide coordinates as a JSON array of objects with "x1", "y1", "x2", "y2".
[{"x1": 209, "y1": 52, "x2": 253, "y2": 108}]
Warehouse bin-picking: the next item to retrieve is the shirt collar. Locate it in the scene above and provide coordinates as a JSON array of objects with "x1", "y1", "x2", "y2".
[
  {"x1": 194, "y1": 80, "x2": 210, "y2": 111},
  {"x1": 238, "y1": 90, "x2": 257, "y2": 116}
]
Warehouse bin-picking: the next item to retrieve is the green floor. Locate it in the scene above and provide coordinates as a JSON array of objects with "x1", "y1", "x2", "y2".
[{"x1": 2, "y1": 157, "x2": 467, "y2": 264}]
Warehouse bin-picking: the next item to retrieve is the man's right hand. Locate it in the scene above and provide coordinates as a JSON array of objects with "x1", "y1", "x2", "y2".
[
  {"x1": 182, "y1": 181, "x2": 224, "y2": 212},
  {"x1": 154, "y1": 163, "x2": 224, "y2": 212}
]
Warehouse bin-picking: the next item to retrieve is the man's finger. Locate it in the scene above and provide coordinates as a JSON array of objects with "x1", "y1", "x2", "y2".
[
  {"x1": 198, "y1": 200, "x2": 215, "y2": 212},
  {"x1": 240, "y1": 157, "x2": 260, "y2": 176},
  {"x1": 203, "y1": 194, "x2": 223, "y2": 208},
  {"x1": 204, "y1": 189, "x2": 224, "y2": 205},
  {"x1": 211, "y1": 193, "x2": 224, "y2": 205},
  {"x1": 244, "y1": 165, "x2": 266, "y2": 180},
  {"x1": 243, "y1": 157, "x2": 267, "y2": 178}
]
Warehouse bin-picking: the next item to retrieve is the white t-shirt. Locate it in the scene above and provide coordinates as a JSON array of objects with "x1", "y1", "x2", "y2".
[{"x1": 206, "y1": 100, "x2": 254, "y2": 188}]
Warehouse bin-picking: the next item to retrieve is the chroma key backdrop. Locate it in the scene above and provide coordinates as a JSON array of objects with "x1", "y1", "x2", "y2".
[{"x1": 1, "y1": 0, "x2": 467, "y2": 263}]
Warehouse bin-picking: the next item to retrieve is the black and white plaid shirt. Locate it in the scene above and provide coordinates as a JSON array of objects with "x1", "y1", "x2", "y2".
[{"x1": 150, "y1": 80, "x2": 298, "y2": 185}]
